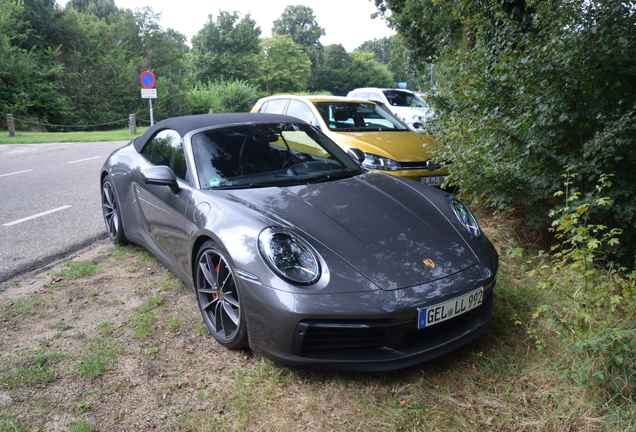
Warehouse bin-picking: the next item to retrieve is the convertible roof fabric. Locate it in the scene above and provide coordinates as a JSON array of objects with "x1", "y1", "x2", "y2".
[{"x1": 133, "y1": 113, "x2": 297, "y2": 152}]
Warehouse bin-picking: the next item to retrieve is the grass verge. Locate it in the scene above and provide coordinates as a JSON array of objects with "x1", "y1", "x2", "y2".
[
  {"x1": 0, "y1": 128, "x2": 148, "y2": 144},
  {"x1": 0, "y1": 227, "x2": 634, "y2": 430}
]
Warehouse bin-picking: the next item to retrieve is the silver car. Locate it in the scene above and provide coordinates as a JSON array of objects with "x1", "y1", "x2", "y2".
[
  {"x1": 100, "y1": 113, "x2": 498, "y2": 371},
  {"x1": 347, "y1": 88, "x2": 432, "y2": 133}
]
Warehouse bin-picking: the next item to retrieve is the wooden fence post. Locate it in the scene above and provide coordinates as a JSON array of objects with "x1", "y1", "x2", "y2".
[
  {"x1": 6, "y1": 114, "x2": 15, "y2": 137},
  {"x1": 129, "y1": 113, "x2": 137, "y2": 135}
]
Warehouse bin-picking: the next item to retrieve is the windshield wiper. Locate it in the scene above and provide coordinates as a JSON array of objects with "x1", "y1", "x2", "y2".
[
  {"x1": 207, "y1": 183, "x2": 269, "y2": 190},
  {"x1": 308, "y1": 171, "x2": 359, "y2": 184}
]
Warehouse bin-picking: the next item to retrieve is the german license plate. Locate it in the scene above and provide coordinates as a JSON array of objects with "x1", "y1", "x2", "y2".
[
  {"x1": 419, "y1": 175, "x2": 446, "y2": 187},
  {"x1": 417, "y1": 287, "x2": 483, "y2": 329}
]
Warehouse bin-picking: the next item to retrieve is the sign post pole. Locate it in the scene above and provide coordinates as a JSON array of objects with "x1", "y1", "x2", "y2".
[
  {"x1": 6, "y1": 114, "x2": 15, "y2": 137},
  {"x1": 140, "y1": 71, "x2": 157, "y2": 126}
]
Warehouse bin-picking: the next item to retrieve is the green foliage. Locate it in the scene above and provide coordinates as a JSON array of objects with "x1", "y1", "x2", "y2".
[
  {"x1": 373, "y1": 0, "x2": 463, "y2": 66},
  {"x1": 187, "y1": 80, "x2": 261, "y2": 114},
  {"x1": 131, "y1": 295, "x2": 165, "y2": 338},
  {"x1": 356, "y1": 37, "x2": 393, "y2": 65},
  {"x1": 272, "y1": 5, "x2": 325, "y2": 48},
  {"x1": 97, "y1": 321, "x2": 115, "y2": 335},
  {"x1": 52, "y1": 259, "x2": 99, "y2": 279},
  {"x1": 314, "y1": 46, "x2": 395, "y2": 95},
  {"x1": 190, "y1": 11, "x2": 261, "y2": 84},
  {"x1": 0, "y1": 36, "x2": 69, "y2": 125},
  {"x1": 396, "y1": 0, "x2": 636, "y2": 262},
  {"x1": 15, "y1": 0, "x2": 65, "y2": 50},
  {"x1": 257, "y1": 35, "x2": 312, "y2": 95},
  {"x1": 529, "y1": 171, "x2": 636, "y2": 401},
  {"x1": 1, "y1": 0, "x2": 190, "y2": 130},
  {"x1": 346, "y1": 51, "x2": 395, "y2": 91},
  {"x1": 313, "y1": 44, "x2": 352, "y2": 95},
  {"x1": 270, "y1": 6, "x2": 325, "y2": 92},
  {"x1": 68, "y1": 418, "x2": 93, "y2": 432},
  {"x1": 77, "y1": 337, "x2": 121, "y2": 378},
  {"x1": 0, "y1": 414, "x2": 28, "y2": 432},
  {"x1": 356, "y1": 36, "x2": 422, "y2": 88},
  {"x1": 0, "y1": 128, "x2": 145, "y2": 144},
  {"x1": 133, "y1": 7, "x2": 190, "y2": 120},
  {"x1": 1, "y1": 349, "x2": 65, "y2": 388},
  {"x1": 54, "y1": 10, "x2": 141, "y2": 128},
  {"x1": 0, "y1": 297, "x2": 42, "y2": 320},
  {"x1": 67, "y1": 0, "x2": 118, "y2": 20}
]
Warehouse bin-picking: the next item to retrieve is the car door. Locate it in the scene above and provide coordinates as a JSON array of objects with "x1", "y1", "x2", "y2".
[
  {"x1": 285, "y1": 99, "x2": 319, "y2": 127},
  {"x1": 137, "y1": 129, "x2": 193, "y2": 271}
]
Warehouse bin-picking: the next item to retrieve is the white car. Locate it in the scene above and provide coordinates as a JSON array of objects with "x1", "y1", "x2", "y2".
[{"x1": 347, "y1": 88, "x2": 431, "y2": 133}]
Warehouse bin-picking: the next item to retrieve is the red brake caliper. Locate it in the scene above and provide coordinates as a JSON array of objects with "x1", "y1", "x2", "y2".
[{"x1": 211, "y1": 262, "x2": 220, "y2": 300}]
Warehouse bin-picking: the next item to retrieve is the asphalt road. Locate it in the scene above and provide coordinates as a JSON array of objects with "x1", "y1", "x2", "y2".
[{"x1": 0, "y1": 140, "x2": 129, "y2": 282}]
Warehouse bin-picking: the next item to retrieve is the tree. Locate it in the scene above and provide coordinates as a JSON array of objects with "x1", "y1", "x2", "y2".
[
  {"x1": 313, "y1": 44, "x2": 351, "y2": 94},
  {"x1": 356, "y1": 37, "x2": 393, "y2": 65},
  {"x1": 257, "y1": 34, "x2": 311, "y2": 94},
  {"x1": 133, "y1": 7, "x2": 190, "y2": 118},
  {"x1": 356, "y1": 36, "x2": 420, "y2": 88},
  {"x1": 0, "y1": 0, "x2": 69, "y2": 126},
  {"x1": 15, "y1": 0, "x2": 65, "y2": 50},
  {"x1": 272, "y1": 5, "x2": 325, "y2": 48},
  {"x1": 376, "y1": 0, "x2": 636, "y2": 261},
  {"x1": 187, "y1": 80, "x2": 261, "y2": 114},
  {"x1": 54, "y1": 9, "x2": 140, "y2": 126},
  {"x1": 190, "y1": 11, "x2": 261, "y2": 84},
  {"x1": 66, "y1": 0, "x2": 118, "y2": 21},
  {"x1": 313, "y1": 45, "x2": 395, "y2": 95},
  {"x1": 373, "y1": 0, "x2": 463, "y2": 66},
  {"x1": 272, "y1": 5, "x2": 324, "y2": 91},
  {"x1": 346, "y1": 51, "x2": 395, "y2": 92}
]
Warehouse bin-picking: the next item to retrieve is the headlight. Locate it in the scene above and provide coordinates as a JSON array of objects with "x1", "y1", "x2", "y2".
[
  {"x1": 258, "y1": 227, "x2": 321, "y2": 285},
  {"x1": 362, "y1": 153, "x2": 401, "y2": 171},
  {"x1": 447, "y1": 196, "x2": 482, "y2": 238}
]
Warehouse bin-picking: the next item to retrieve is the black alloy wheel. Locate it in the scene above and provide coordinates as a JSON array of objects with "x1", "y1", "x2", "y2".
[
  {"x1": 101, "y1": 175, "x2": 128, "y2": 245},
  {"x1": 195, "y1": 241, "x2": 248, "y2": 349}
]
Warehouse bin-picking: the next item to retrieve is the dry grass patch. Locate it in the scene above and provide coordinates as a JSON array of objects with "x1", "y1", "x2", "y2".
[{"x1": 0, "y1": 232, "x2": 632, "y2": 431}]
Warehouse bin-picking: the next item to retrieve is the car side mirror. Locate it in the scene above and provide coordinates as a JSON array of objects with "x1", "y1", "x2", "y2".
[
  {"x1": 141, "y1": 165, "x2": 180, "y2": 194},
  {"x1": 347, "y1": 148, "x2": 365, "y2": 165}
]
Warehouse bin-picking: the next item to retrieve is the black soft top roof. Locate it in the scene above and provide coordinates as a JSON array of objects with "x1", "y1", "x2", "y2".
[{"x1": 133, "y1": 112, "x2": 299, "y2": 152}]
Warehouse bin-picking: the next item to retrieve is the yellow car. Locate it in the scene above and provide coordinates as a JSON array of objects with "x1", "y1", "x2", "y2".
[{"x1": 251, "y1": 95, "x2": 448, "y2": 186}]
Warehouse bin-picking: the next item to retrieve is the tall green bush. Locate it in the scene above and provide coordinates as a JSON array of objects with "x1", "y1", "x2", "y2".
[
  {"x1": 427, "y1": 0, "x2": 636, "y2": 263},
  {"x1": 530, "y1": 170, "x2": 636, "y2": 401},
  {"x1": 187, "y1": 80, "x2": 262, "y2": 114}
]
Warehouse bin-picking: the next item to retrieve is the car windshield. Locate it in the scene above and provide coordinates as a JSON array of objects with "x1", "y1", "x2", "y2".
[
  {"x1": 313, "y1": 101, "x2": 409, "y2": 132},
  {"x1": 382, "y1": 91, "x2": 429, "y2": 109},
  {"x1": 191, "y1": 122, "x2": 363, "y2": 189}
]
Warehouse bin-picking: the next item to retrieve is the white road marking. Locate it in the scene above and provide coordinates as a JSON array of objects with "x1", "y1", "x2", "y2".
[
  {"x1": 0, "y1": 169, "x2": 33, "y2": 178},
  {"x1": 68, "y1": 156, "x2": 100, "y2": 164},
  {"x1": 2, "y1": 205, "x2": 73, "y2": 227}
]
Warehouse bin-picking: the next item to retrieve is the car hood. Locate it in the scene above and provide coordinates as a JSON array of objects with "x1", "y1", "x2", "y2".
[
  {"x1": 325, "y1": 130, "x2": 442, "y2": 162},
  {"x1": 230, "y1": 173, "x2": 478, "y2": 290}
]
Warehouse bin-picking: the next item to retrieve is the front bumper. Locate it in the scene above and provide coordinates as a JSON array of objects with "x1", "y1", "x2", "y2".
[
  {"x1": 240, "y1": 272, "x2": 495, "y2": 372},
  {"x1": 371, "y1": 167, "x2": 449, "y2": 184}
]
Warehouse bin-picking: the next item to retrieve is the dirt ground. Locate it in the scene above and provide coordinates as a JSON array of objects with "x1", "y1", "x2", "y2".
[
  {"x1": 0, "y1": 232, "x2": 614, "y2": 432},
  {"x1": 0, "y1": 239, "x2": 261, "y2": 431}
]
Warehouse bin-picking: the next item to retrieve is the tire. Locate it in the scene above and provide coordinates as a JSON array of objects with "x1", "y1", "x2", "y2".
[
  {"x1": 195, "y1": 241, "x2": 249, "y2": 349},
  {"x1": 101, "y1": 175, "x2": 128, "y2": 245}
]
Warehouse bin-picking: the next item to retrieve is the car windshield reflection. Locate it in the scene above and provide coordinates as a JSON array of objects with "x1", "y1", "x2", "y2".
[
  {"x1": 383, "y1": 90, "x2": 429, "y2": 108},
  {"x1": 313, "y1": 101, "x2": 410, "y2": 132},
  {"x1": 191, "y1": 122, "x2": 363, "y2": 189}
]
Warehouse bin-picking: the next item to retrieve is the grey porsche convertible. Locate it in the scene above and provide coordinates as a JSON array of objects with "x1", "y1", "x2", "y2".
[{"x1": 100, "y1": 113, "x2": 498, "y2": 371}]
